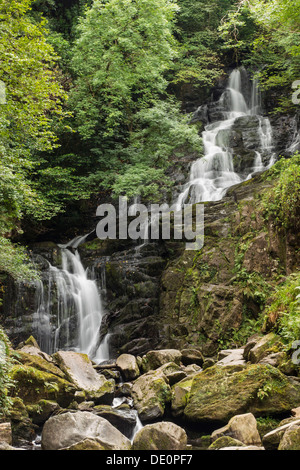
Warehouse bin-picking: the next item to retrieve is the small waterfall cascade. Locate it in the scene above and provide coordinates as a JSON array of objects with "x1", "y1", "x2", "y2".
[
  {"x1": 32, "y1": 236, "x2": 107, "y2": 362},
  {"x1": 175, "y1": 68, "x2": 275, "y2": 208}
]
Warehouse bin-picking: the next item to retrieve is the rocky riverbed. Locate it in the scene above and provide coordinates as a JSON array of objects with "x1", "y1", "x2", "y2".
[{"x1": 1, "y1": 333, "x2": 300, "y2": 451}]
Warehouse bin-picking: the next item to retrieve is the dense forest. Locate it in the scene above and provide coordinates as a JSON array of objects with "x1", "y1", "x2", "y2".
[{"x1": 0, "y1": 0, "x2": 300, "y2": 452}]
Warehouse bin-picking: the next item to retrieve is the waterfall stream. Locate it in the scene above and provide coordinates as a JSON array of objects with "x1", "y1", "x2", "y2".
[
  {"x1": 175, "y1": 68, "x2": 275, "y2": 208},
  {"x1": 33, "y1": 239, "x2": 107, "y2": 362}
]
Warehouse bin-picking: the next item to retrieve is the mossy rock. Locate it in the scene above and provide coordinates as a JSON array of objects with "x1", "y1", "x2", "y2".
[
  {"x1": 183, "y1": 364, "x2": 300, "y2": 424},
  {"x1": 26, "y1": 399, "x2": 61, "y2": 425},
  {"x1": 10, "y1": 364, "x2": 76, "y2": 407},
  {"x1": 208, "y1": 436, "x2": 246, "y2": 450}
]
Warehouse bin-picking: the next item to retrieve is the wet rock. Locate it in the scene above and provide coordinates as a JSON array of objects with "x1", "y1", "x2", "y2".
[{"x1": 26, "y1": 400, "x2": 60, "y2": 425}]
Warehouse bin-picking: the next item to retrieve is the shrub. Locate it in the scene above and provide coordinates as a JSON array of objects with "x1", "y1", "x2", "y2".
[
  {"x1": 262, "y1": 153, "x2": 300, "y2": 231},
  {"x1": 0, "y1": 327, "x2": 14, "y2": 420}
]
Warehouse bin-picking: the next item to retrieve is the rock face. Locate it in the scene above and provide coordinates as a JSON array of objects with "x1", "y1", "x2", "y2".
[
  {"x1": 132, "y1": 422, "x2": 187, "y2": 450},
  {"x1": 41, "y1": 411, "x2": 131, "y2": 450}
]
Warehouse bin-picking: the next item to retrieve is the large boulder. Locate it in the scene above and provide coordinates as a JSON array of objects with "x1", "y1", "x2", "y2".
[
  {"x1": 41, "y1": 411, "x2": 131, "y2": 450},
  {"x1": 211, "y1": 413, "x2": 262, "y2": 446},
  {"x1": 52, "y1": 350, "x2": 114, "y2": 404},
  {"x1": 10, "y1": 363, "x2": 76, "y2": 408},
  {"x1": 182, "y1": 364, "x2": 300, "y2": 424},
  {"x1": 132, "y1": 422, "x2": 187, "y2": 450}
]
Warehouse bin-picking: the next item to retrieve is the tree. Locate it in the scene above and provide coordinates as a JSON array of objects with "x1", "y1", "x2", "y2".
[
  {"x1": 0, "y1": 0, "x2": 67, "y2": 279},
  {"x1": 70, "y1": 0, "x2": 179, "y2": 140}
]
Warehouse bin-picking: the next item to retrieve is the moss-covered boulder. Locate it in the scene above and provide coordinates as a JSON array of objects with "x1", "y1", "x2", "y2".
[
  {"x1": 208, "y1": 436, "x2": 246, "y2": 450},
  {"x1": 131, "y1": 368, "x2": 172, "y2": 422},
  {"x1": 183, "y1": 364, "x2": 300, "y2": 424},
  {"x1": 10, "y1": 363, "x2": 76, "y2": 407},
  {"x1": 26, "y1": 399, "x2": 61, "y2": 425}
]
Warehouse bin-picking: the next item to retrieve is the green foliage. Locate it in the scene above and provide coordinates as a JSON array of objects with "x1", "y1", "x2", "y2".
[
  {"x1": 265, "y1": 272, "x2": 300, "y2": 347},
  {"x1": 0, "y1": 0, "x2": 68, "y2": 280},
  {"x1": 0, "y1": 237, "x2": 39, "y2": 282},
  {"x1": 262, "y1": 153, "x2": 300, "y2": 231},
  {"x1": 172, "y1": 0, "x2": 235, "y2": 89},
  {"x1": 0, "y1": 328, "x2": 15, "y2": 419},
  {"x1": 220, "y1": 0, "x2": 300, "y2": 111},
  {"x1": 70, "y1": 0, "x2": 179, "y2": 139}
]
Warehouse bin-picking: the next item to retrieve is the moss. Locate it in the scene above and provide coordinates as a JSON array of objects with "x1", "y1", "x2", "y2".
[{"x1": 10, "y1": 364, "x2": 76, "y2": 407}]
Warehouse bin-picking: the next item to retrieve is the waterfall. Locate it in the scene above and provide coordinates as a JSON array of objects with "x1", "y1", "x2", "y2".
[
  {"x1": 32, "y1": 239, "x2": 107, "y2": 362},
  {"x1": 175, "y1": 68, "x2": 275, "y2": 208}
]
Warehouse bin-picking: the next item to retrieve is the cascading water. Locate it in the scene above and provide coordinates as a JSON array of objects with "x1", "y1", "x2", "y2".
[
  {"x1": 33, "y1": 238, "x2": 108, "y2": 362},
  {"x1": 175, "y1": 68, "x2": 275, "y2": 209}
]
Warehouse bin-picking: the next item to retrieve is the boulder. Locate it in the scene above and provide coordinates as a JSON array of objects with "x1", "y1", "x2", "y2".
[
  {"x1": 140, "y1": 349, "x2": 182, "y2": 373},
  {"x1": 262, "y1": 419, "x2": 300, "y2": 450},
  {"x1": 158, "y1": 362, "x2": 187, "y2": 385},
  {"x1": 41, "y1": 411, "x2": 131, "y2": 450},
  {"x1": 26, "y1": 400, "x2": 61, "y2": 425},
  {"x1": 278, "y1": 424, "x2": 300, "y2": 450},
  {"x1": 183, "y1": 364, "x2": 300, "y2": 424},
  {"x1": 217, "y1": 349, "x2": 246, "y2": 367},
  {"x1": 219, "y1": 446, "x2": 264, "y2": 451},
  {"x1": 132, "y1": 422, "x2": 187, "y2": 450},
  {"x1": 94, "y1": 405, "x2": 137, "y2": 439},
  {"x1": 211, "y1": 413, "x2": 261, "y2": 446},
  {"x1": 52, "y1": 350, "x2": 114, "y2": 404},
  {"x1": 0, "y1": 423, "x2": 12, "y2": 446},
  {"x1": 131, "y1": 369, "x2": 172, "y2": 422},
  {"x1": 180, "y1": 349, "x2": 204, "y2": 367},
  {"x1": 248, "y1": 333, "x2": 284, "y2": 364},
  {"x1": 10, "y1": 363, "x2": 76, "y2": 408},
  {"x1": 116, "y1": 354, "x2": 140, "y2": 381},
  {"x1": 171, "y1": 375, "x2": 195, "y2": 418},
  {"x1": 208, "y1": 436, "x2": 246, "y2": 450}
]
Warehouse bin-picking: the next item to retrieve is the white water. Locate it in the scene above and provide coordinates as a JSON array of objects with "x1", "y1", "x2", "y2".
[
  {"x1": 33, "y1": 241, "x2": 107, "y2": 362},
  {"x1": 175, "y1": 68, "x2": 275, "y2": 209}
]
